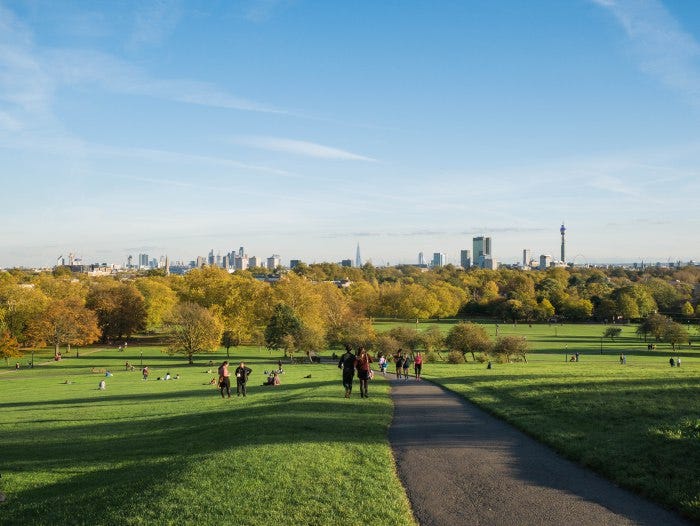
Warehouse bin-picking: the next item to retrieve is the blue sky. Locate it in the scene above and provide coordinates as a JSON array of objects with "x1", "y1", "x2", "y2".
[{"x1": 1, "y1": 0, "x2": 699, "y2": 268}]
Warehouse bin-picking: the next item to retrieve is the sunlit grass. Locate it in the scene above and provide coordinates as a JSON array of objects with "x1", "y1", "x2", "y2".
[{"x1": 0, "y1": 346, "x2": 415, "y2": 526}]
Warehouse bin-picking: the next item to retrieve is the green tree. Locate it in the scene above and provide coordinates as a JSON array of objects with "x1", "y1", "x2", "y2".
[
  {"x1": 603, "y1": 327, "x2": 622, "y2": 341},
  {"x1": 265, "y1": 304, "x2": 302, "y2": 351},
  {"x1": 387, "y1": 326, "x2": 423, "y2": 353},
  {"x1": 421, "y1": 325, "x2": 445, "y2": 353},
  {"x1": 492, "y1": 335, "x2": 529, "y2": 363},
  {"x1": 662, "y1": 321, "x2": 689, "y2": 352},
  {"x1": 221, "y1": 329, "x2": 240, "y2": 359},
  {"x1": 680, "y1": 301, "x2": 694, "y2": 317},
  {"x1": 135, "y1": 278, "x2": 178, "y2": 332},
  {"x1": 166, "y1": 302, "x2": 224, "y2": 364},
  {"x1": 445, "y1": 322, "x2": 492, "y2": 361}
]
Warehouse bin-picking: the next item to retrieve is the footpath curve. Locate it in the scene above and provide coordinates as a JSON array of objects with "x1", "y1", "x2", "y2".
[{"x1": 388, "y1": 377, "x2": 691, "y2": 526}]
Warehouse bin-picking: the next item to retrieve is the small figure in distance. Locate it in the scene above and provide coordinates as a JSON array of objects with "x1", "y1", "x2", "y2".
[
  {"x1": 142, "y1": 366, "x2": 150, "y2": 380},
  {"x1": 402, "y1": 353, "x2": 411, "y2": 381},
  {"x1": 218, "y1": 361, "x2": 231, "y2": 398},
  {"x1": 669, "y1": 357, "x2": 675, "y2": 367},
  {"x1": 378, "y1": 354, "x2": 387, "y2": 376},
  {"x1": 262, "y1": 372, "x2": 281, "y2": 386},
  {"x1": 15, "y1": 362, "x2": 20, "y2": 370},
  {"x1": 164, "y1": 372, "x2": 171, "y2": 381},
  {"x1": 338, "y1": 344, "x2": 356, "y2": 398},
  {"x1": 395, "y1": 350, "x2": 404, "y2": 379},
  {"x1": 677, "y1": 357, "x2": 681, "y2": 367},
  {"x1": 355, "y1": 347, "x2": 373, "y2": 399},
  {"x1": 414, "y1": 352, "x2": 423, "y2": 381},
  {"x1": 487, "y1": 361, "x2": 492, "y2": 369},
  {"x1": 235, "y1": 362, "x2": 253, "y2": 397},
  {"x1": 98, "y1": 380, "x2": 106, "y2": 390},
  {"x1": 619, "y1": 353, "x2": 626, "y2": 365},
  {"x1": 125, "y1": 361, "x2": 130, "y2": 371}
]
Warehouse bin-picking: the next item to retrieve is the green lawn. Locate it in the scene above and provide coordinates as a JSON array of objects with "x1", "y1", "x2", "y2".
[{"x1": 0, "y1": 346, "x2": 415, "y2": 526}]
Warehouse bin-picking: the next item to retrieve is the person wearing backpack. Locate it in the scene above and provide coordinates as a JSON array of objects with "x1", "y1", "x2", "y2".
[
  {"x1": 355, "y1": 347, "x2": 373, "y2": 399},
  {"x1": 338, "y1": 344, "x2": 356, "y2": 398},
  {"x1": 395, "y1": 351, "x2": 404, "y2": 379}
]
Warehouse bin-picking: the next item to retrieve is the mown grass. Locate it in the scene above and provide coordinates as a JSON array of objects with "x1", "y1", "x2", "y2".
[
  {"x1": 382, "y1": 320, "x2": 700, "y2": 521},
  {"x1": 0, "y1": 346, "x2": 415, "y2": 526}
]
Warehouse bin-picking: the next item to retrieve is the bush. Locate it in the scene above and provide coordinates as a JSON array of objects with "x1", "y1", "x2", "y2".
[
  {"x1": 474, "y1": 353, "x2": 488, "y2": 363},
  {"x1": 446, "y1": 351, "x2": 464, "y2": 364},
  {"x1": 423, "y1": 351, "x2": 440, "y2": 363}
]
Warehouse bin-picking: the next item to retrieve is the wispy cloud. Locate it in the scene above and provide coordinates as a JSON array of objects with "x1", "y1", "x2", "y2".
[
  {"x1": 129, "y1": 0, "x2": 184, "y2": 48},
  {"x1": 591, "y1": 0, "x2": 700, "y2": 105},
  {"x1": 232, "y1": 135, "x2": 376, "y2": 161},
  {"x1": 244, "y1": 0, "x2": 292, "y2": 23}
]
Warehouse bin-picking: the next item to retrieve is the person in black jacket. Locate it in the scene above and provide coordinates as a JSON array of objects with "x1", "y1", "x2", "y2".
[
  {"x1": 235, "y1": 362, "x2": 253, "y2": 397},
  {"x1": 338, "y1": 344, "x2": 356, "y2": 398}
]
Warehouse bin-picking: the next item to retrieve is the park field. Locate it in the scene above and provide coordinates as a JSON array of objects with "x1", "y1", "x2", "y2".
[
  {"x1": 381, "y1": 320, "x2": 700, "y2": 522},
  {"x1": 0, "y1": 346, "x2": 415, "y2": 526}
]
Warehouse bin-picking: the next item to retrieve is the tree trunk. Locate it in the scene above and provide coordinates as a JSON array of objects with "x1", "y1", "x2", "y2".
[{"x1": 55, "y1": 343, "x2": 60, "y2": 358}]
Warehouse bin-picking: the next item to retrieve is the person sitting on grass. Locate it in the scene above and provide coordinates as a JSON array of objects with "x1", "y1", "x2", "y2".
[
  {"x1": 98, "y1": 380, "x2": 106, "y2": 390},
  {"x1": 262, "y1": 372, "x2": 281, "y2": 386}
]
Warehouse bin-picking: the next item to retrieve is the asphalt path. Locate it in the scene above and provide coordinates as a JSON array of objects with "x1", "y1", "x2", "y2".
[{"x1": 389, "y1": 377, "x2": 692, "y2": 526}]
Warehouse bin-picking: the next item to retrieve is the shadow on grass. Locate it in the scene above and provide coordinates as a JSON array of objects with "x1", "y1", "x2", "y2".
[{"x1": 1, "y1": 389, "x2": 387, "y2": 524}]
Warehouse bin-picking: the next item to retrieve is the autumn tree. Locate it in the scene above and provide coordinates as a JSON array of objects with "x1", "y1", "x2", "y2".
[
  {"x1": 265, "y1": 303, "x2": 302, "y2": 352},
  {"x1": 445, "y1": 322, "x2": 492, "y2": 361},
  {"x1": 27, "y1": 299, "x2": 101, "y2": 357},
  {"x1": 86, "y1": 282, "x2": 147, "y2": 341},
  {"x1": 135, "y1": 278, "x2": 178, "y2": 332},
  {"x1": 166, "y1": 302, "x2": 223, "y2": 364},
  {"x1": 0, "y1": 331, "x2": 21, "y2": 365}
]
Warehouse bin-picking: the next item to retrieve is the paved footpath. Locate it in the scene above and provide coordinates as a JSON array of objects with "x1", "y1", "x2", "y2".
[{"x1": 389, "y1": 377, "x2": 692, "y2": 526}]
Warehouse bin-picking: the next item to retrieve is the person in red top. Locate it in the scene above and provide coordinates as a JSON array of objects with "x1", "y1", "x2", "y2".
[
  {"x1": 355, "y1": 347, "x2": 373, "y2": 399},
  {"x1": 218, "y1": 361, "x2": 231, "y2": 398},
  {"x1": 414, "y1": 352, "x2": 423, "y2": 381}
]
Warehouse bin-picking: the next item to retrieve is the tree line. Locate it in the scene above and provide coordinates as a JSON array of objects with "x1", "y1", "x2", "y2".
[{"x1": 0, "y1": 263, "x2": 698, "y2": 363}]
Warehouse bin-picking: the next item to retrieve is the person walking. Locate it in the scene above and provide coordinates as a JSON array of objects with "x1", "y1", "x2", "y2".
[
  {"x1": 378, "y1": 354, "x2": 387, "y2": 376},
  {"x1": 414, "y1": 352, "x2": 423, "y2": 381},
  {"x1": 338, "y1": 344, "x2": 356, "y2": 398},
  {"x1": 355, "y1": 347, "x2": 373, "y2": 399},
  {"x1": 402, "y1": 353, "x2": 412, "y2": 380},
  {"x1": 235, "y1": 362, "x2": 253, "y2": 397},
  {"x1": 218, "y1": 361, "x2": 231, "y2": 398},
  {"x1": 395, "y1": 350, "x2": 404, "y2": 379},
  {"x1": 142, "y1": 366, "x2": 149, "y2": 380}
]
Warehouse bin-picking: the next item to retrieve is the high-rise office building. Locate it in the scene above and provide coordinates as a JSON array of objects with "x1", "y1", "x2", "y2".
[
  {"x1": 539, "y1": 254, "x2": 552, "y2": 270},
  {"x1": 138, "y1": 253, "x2": 149, "y2": 269},
  {"x1": 267, "y1": 255, "x2": 281, "y2": 270},
  {"x1": 432, "y1": 252, "x2": 446, "y2": 267},
  {"x1": 248, "y1": 256, "x2": 259, "y2": 268},
  {"x1": 523, "y1": 249, "x2": 531, "y2": 267},
  {"x1": 207, "y1": 250, "x2": 215, "y2": 266},
  {"x1": 460, "y1": 249, "x2": 471, "y2": 269},
  {"x1": 290, "y1": 259, "x2": 301, "y2": 269},
  {"x1": 341, "y1": 259, "x2": 352, "y2": 267},
  {"x1": 355, "y1": 243, "x2": 362, "y2": 267},
  {"x1": 418, "y1": 252, "x2": 425, "y2": 266},
  {"x1": 473, "y1": 236, "x2": 492, "y2": 268}
]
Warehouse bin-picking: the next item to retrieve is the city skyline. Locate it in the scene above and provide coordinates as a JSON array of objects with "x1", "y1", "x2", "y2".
[{"x1": 1, "y1": 1, "x2": 700, "y2": 268}]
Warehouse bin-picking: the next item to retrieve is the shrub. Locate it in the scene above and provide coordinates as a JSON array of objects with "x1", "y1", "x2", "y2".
[
  {"x1": 474, "y1": 353, "x2": 488, "y2": 363},
  {"x1": 446, "y1": 351, "x2": 464, "y2": 364},
  {"x1": 423, "y1": 351, "x2": 440, "y2": 363}
]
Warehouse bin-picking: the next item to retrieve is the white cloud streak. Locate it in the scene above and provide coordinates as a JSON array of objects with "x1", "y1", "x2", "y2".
[
  {"x1": 232, "y1": 135, "x2": 376, "y2": 161},
  {"x1": 591, "y1": 0, "x2": 700, "y2": 105}
]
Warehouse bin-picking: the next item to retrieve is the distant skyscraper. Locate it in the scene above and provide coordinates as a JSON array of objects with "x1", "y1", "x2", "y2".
[
  {"x1": 460, "y1": 249, "x2": 471, "y2": 269},
  {"x1": 473, "y1": 236, "x2": 491, "y2": 268},
  {"x1": 560, "y1": 223, "x2": 566, "y2": 263},
  {"x1": 138, "y1": 253, "x2": 149, "y2": 269},
  {"x1": 290, "y1": 259, "x2": 301, "y2": 269},
  {"x1": 418, "y1": 252, "x2": 425, "y2": 266},
  {"x1": 239, "y1": 246, "x2": 245, "y2": 258},
  {"x1": 523, "y1": 249, "x2": 531, "y2": 267},
  {"x1": 355, "y1": 243, "x2": 362, "y2": 267},
  {"x1": 267, "y1": 255, "x2": 281, "y2": 270},
  {"x1": 248, "y1": 256, "x2": 259, "y2": 268},
  {"x1": 432, "y1": 252, "x2": 446, "y2": 267},
  {"x1": 341, "y1": 259, "x2": 352, "y2": 267},
  {"x1": 539, "y1": 254, "x2": 552, "y2": 270},
  {"x1": 208, "y1": 249, "x2": 214, "y2": 266}
]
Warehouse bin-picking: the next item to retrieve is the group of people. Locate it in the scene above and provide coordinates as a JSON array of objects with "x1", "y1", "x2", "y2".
[
  {"x1": 217, "y1": 361, "x2": 253, "y2": 398},
  {"x1": 393, "y1": 350, "x2": 423, "y2": 381},
  {"x1": 669, "y1": 357, "x2": 682, "y2": 367},
  {"x1": 338, "y1": 345, "x2": 424, "y2": 398}
]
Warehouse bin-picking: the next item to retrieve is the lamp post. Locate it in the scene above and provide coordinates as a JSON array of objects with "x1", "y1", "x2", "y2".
[{"x1": 140, "y1": 351, "x2": 143, "y2": 367}]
